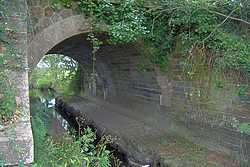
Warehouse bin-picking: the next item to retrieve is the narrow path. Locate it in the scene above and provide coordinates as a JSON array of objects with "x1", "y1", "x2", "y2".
[{"x1": 57, "y1": 96, "x2": 241, "y2": 167}]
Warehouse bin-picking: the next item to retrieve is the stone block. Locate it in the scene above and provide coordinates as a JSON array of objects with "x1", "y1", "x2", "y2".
[
  {"x1": 51, "y1": 13, "x2": 62, "y2": 23},
  {"x1": 60, "y1": 9, "x2": 73, "y2": 19},
  {"x1": 40, "y1": 0, "x2": 49, "y2": 7},
  {"x1": 44, "y1": 6, "x2": 54, "y2": 17},
  {"x1": 36, "y1": 17, "x2": 52, "y2": 31},
  {"x1": 30, "y1": 6, "x2": 43, "y2": 18},
  {"x1": 0, "y1": 121, "x2": 33, "y2": 165}
]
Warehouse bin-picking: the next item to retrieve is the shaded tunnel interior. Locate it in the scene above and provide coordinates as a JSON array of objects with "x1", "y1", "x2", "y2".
[{"x1": 46, "y1": 33, "x2": 161, "y2": 102}]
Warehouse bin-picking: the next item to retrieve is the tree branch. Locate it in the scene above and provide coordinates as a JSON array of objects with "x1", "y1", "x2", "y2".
[
  {"x1": 202, "y1": 0, "x2": 249, "y2": 43},
  {"x1": 202, "y1": 9, "x2": 236, "y2": 43},
  {"x1": 204, "y1": 8, "x2": 250, "y2": 26}
]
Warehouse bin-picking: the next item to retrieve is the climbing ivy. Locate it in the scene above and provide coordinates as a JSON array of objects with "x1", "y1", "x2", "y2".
[
  {"x1": 145, "y1": 0, "x2": 250, "y2": 73},
  {"x1": 0, "y1": 0, "x2": 27, "y2": 124},
  {"x1": 54, "y1": 0, "x2": 148, "y2": 44},
  {"x1": 87, "y1": 32, "x2": 103, "y2": 95},
  {"x1": 78, "y1": 0, "x2": 148, "y2": 43},
  {"x1": 0, "y1": 77, "x2": 16, "y2": 125},
  {"x1": 212, "y1": 32, "x2": 250, "y2": 72},
  {"x1": 0, "y1": 1, "x2": 15, "y2": 124},
  {"x1": 53, "y1": 0, "x2": 250, "y2": 74}
]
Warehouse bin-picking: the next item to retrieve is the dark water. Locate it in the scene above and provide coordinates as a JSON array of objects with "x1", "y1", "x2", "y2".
[
  {"x1": 29, "y1": 88, "x2": 128, "y2": 167},
  {"x1": 30, "y1": 88, "x2": 69, "y2": 140}
]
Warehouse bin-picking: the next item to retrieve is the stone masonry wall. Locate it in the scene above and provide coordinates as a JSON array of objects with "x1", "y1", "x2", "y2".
[
  {"x1": 157, "y1": 58, "x2": 250, "y2": 161},
  {"x1": 0, "y1": 0, "x2": 33, "y2": 165},
  {"x1": 27, "y1": 0, "x2": 78, "y2": 40},
  {"x1": 97, "y1": 44, "x2": 161, "y2": 102}
]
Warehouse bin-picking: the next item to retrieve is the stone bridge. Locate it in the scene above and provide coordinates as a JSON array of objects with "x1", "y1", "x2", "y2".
[{"x1": 1, "y1": 0, "x2": 250, "y2": 165}]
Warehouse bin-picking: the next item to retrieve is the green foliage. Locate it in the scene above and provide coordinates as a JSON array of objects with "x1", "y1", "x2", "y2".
[
  {"x1": 30, "y1": 54, "x2": 77, "y2": 94},
  {"x1": 32, "y1": 125, "x2": 111, "y2": 167},
  {"x1": 238, "y1": 123, "x2": 250, "y2": 134},
  {"x1": 30, "y1": 91, "x2": 111, "y2": 167},
  {"x1": 0, "y1": 75, "x2": 15, "y2": 124},
  {"x1": 87, "y1": 33, "x2": 103, "y2": 54},
  {"x1": 55, "y1": 0, "x2": 148, "y2": 45},
  {"x1": 143, "y1": 0, "x2": 250, "y2": 72},
  {"x1": 0, "y1": 0, "x2": 25, "y2": 124},
  {"x1": 215, "y1": 79, "x2": 225, "y2": 89},
  {"x1": 77, "y1": 0, "x2": 148, "y2": 44},
  {"x1": 53, "y1": 0, "x2": 250, "y2": 73},
  {"x1": 44, "y1": 128, "x2": 110, "y2": 167},
  {"x1": 237, "y1": 85, "x2": 247, "y2": 97},
  {"x1": 105, "y1": 0, "x2": 148, "y2": 44},
  {"x1": 232, "y1": 118, "x2": 250, "y2": 135},
  {"x1": 213, "y1": 32, "x2": 250, "y2": 72},
  {"x1": 32, "y1": 114, "x2": 48, "y2": 165},
  {"x1": 52, "y1": 0, "x2": 72, "y2": 10}
]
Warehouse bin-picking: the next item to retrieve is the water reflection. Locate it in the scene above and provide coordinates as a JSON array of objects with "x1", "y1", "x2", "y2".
[
  {"x1": 30, "y1": 88, "x2": 70, "y2": 136},
  {"x1": 48, "y1": 98, "x2": 55, "y2": 108}
]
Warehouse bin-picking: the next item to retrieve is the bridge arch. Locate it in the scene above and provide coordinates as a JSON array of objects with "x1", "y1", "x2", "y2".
[
  {"x1": 28, "y1": 10, "x2": 161, "y2": 101},
  {"x1": 28, "y1": 15, "x2": 91, "y2": 69}
]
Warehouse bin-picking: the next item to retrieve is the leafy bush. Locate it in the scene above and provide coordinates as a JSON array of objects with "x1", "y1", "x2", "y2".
[
  {"x1": 81, "y1": 0, "x2": 249, "y2": 72},
  {"x1": 30, "y1": 54, "x2": 77, "y2": 93},
  {"x1": 145, "y1": 0, "x2": 250, "y2": 71},
  {"x1": 77, "y1": 0, "x2": 148, "y2": 44},
  {"x1": 213, "y1": 32, "x2": 250, "y2": 72},
  {"x1": 32, "y1": 113, "x2": 111, "y2": 167},
  {"x1": 54, "y1": 0, "x2": 250, "y2": 73}
]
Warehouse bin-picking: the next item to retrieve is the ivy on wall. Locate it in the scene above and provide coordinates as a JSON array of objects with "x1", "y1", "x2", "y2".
[
  {"x1": 53, "y1": 0, "x2": 250, "y2": 74},
  {"x1": 146, "y1": 0, "x2": 250, "y2": 73},
  {"x1": 0, "y1": 2, "x2": 15, "y2": 125},
  {"x1": 53, "y1": 0, "x2": 148, "y2": 44},
  {"x1": 0, "y1": 0, "x2": 25, "y2": 125}
]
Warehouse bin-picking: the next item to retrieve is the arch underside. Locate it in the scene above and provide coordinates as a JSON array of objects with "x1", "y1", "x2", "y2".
[{"x1": 28, "y1": 15, "x2": 161, "y2": 102}]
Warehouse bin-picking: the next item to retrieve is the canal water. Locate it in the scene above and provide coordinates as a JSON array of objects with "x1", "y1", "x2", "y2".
[
  {"x1": 30, "y1": 88, "x2": 69, "y2": 140},
  {"x1": 29, "y1": 88, "x2": 129, "y2": 167}
]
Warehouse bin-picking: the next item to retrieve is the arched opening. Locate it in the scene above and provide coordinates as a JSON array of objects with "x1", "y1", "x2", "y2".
[
  {"x1": 29, "y1": 31, "x2": 161, "y2": 102},
  {"x1": 30, "y1": 33, "x2": 119, "y2": 99},
  {"x1": 28, "y1": 32, "x2": 133, "y2": 166},
  {"x1": 45, "y1": 33, "x2": 117, "y2": 99},
  {"x1": 30, "y1": 54, "x2": 78, "y2": 92}
]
